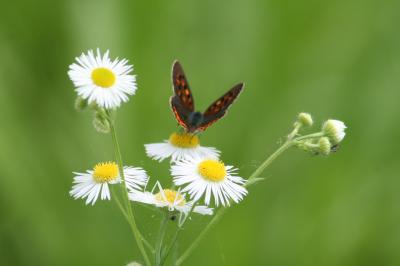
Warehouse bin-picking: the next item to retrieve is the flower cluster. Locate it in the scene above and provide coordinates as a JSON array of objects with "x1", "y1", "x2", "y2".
[
  {"x1": 293, "y1": 113, "x2": 347, "y2": 155},
  {"x1": 144, "y1": 132, "x2": 248, "y2": 209},
  {"x1": 67, "y1": 50, "x2": 348, "y2": 265},
  {"x1": 68, "y1": 49, "x2": 248, "y2": 216}
]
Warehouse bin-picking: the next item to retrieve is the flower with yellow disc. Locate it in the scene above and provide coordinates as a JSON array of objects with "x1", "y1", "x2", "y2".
[
  {"x1": 68, "y1": 49, "x2": 137, "y2": 109},
  {"x1": 70, "y1": 161, "x2": 148, "y2": 205},
  {"x1": 145, "y1": 132, "x2": 220, "y2": 162},
  {"x1": 171, "y1": 156, "x2": 247, "y2": 206},
  {"x1": 129, "y1": 182, "x2": 213, "y2": 215}
]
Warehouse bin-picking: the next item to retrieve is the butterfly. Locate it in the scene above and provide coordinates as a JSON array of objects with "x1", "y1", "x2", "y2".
[{"x1": 170, "y1": 60, "x2": 244, "y2": 133}]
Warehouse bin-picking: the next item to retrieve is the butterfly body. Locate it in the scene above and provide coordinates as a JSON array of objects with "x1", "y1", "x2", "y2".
[
  {"x1": 170, "y1": 60, "x2": 244, "y2": 133},
  {"x1": 189, "y1": 112, "x2": 204, "y2": 128}
]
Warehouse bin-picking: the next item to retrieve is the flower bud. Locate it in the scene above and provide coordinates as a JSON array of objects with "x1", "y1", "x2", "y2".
[
  {"x1": 126, "y1": 262, "x2": 142, "y2": 266},
  {"x1": 297, "y1": 112, "x2": 313, "y2": 127},
  {"x1": 322, "y1": 119, "x2": 347, "y2": 144},
  {"x1": 295, "y1": 140, "x2": 315, "y2": 153},
  {"x1": 93, "y1": 114, "x2": 110, "y2": 133},
  {"x1": 74, "y1": 97, "x2": 88, "y2": 111},
  {"x1": 318, "y1": 137, "x2": 331, "y2": 155}
]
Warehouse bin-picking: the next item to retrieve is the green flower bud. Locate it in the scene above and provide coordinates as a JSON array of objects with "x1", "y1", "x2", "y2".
[
  {"x1": 297, "y1": 112, "x2": 313, "y2": 127},
  {"x1": 318, "y1": 137, "x2": 331, "y2": 155},
  {"x1": 295, "y1": 140, "x2": 316, "y2": 153},
  {"x1": 74, "y1": 97, "x2": 88, "y2": 111},
  {"x1": 93, "y1": 114, "x2": 110, "y2": 133}
]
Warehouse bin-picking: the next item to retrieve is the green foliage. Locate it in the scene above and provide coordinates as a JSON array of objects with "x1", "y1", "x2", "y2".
[{"x1": 1, "y1": 0, "x2": 400, "y2": 265}]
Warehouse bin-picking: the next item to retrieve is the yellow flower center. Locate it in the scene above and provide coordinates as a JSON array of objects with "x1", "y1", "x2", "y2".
[
  {"x1": 198, "y1": 160, "x2": 226, "y2": 182},
  {"x1": 155, "y1": 189, "x2": 186, "y2": 206},
  {"x1": 91, "y1": 67, "x2": 116, "y2": 88},
  {"x1": 93, "y1": 161, "x2": 119, "y2": 183},
  {"x1": 169, "y1": 132, "x2": 199, "y2": 148}
]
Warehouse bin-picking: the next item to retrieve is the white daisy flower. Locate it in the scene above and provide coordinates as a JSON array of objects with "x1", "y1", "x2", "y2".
[
  {"x1": 171, "y1": 156, "x2": 247, "y2": 207},
  {"x1": 322, "y1": 119, "x2": 347, "y2": 144},
  {"x1": 68, "y1": 49, "x2": 137, "y2": 109},
  {"x1": 145, "y1": 132, "x2": 220, "y2": 162},
  {"x1": 129, "y1": 182, "x2": 213, "y2": 216},
  {"x1": 70, "y1": 161, "x2": 148, "y2": 205}
]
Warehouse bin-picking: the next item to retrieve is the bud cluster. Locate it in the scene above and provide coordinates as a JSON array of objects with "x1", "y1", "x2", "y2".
[
  {"x1": 74, "y1": 96, "x2": 113, "y2": 134},
  {"x1": 291, "y1": 113, "x2": 346, "y2": 156}
]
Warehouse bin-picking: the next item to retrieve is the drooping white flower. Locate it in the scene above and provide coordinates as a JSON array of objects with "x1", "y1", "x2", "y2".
[
  {"x1": 322, "y1": 119, "x2": 347, "y2": 144},
  {"x1": 70, "y1": 161, "x2": 148, "y2": 205},
  {"x1": 145, "y1": 132, "x2": 220, "y2": 162},
  {"x1": 68, "y1": 49, "x2": 137, "y2": 109},
  {"x1": 129, "y1": 182, "x2": 213, "y2": 215},
  {"x1": 171, "y1": 156, "x2": 247, "y2": 207}
]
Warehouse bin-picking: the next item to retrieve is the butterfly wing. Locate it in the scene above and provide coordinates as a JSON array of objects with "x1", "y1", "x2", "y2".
[
  {"x1": 170, "y1": 60, "x2": 195, "y2": 130},
  {"x1": 198, "y1": 83, "x2": 244, "y2": 131},
  {"x1": 170, "y1": 96, "x2": 191, "y2": 131},
  {"x1": 171, "y1": 60, "x2": 195, "y2": 111}
]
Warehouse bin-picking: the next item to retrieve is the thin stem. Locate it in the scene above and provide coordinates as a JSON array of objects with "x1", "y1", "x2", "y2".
[
  {"x1": 155, "y1": 213, "x2": 169, "y2": 266},
  {"x1": 287, "y1": 122, "x2": 301, "y2": 140},
  {"x1": 295, "y1": 132, "x2": 323, "y2": 141},
  {"x1": 174, "y1": 131, "x2": 325, "y2": 265},
  {"x1": 112, "y1": 188, "x2": 129, "y2": 220},
  {"x1": 246, "y1": 140, "x2": 294, "y2": 185},
  {"x1": 162, "y1": 203, "x2": 198, "y2": 265},
  {"x1": 109, "y1": 123, "x2": 151, "y2": 266},
  {"x1": 112, "y1": 189, "x2": 155, "y2": 253},
  {"x1": 161, "y1": 226, "x2": 182, "y2": 266},
  {"x1": 175, "y1": 208, "x2": 227, "y2": 266},
  {"x1": 176, "y1": 137, "x2": 297, "y2": 266}
]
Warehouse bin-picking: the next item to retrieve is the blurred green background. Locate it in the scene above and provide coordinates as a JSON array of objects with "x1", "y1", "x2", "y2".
[{"x1": 1, "y1": 0, "x2": 400, "y2": 265}]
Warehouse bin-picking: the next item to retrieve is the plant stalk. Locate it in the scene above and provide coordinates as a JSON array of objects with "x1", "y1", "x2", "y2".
[
  {"x1": 110, "y1": 123, "x2": 151, "y2": 266},
  {"x1": 155, "y1": 213, "x2": 169, "y2": 266},
  {"x1": 175, "y1": 136, "x2": 299, "y2": 265}
]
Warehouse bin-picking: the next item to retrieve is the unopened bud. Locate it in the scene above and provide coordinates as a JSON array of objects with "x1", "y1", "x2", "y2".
[
  {"x1": 318, "y1": 137, "x2": 331, "y2": 155},
  {"x1": 93, "y1": 113, "x2": 110, "y2": 133},
  {"x1": 297, "y1": 112, "x2": 313, "y2": 127},
  {"x1": 74, "y1": 97, "x2": 88, "y2": 111}
]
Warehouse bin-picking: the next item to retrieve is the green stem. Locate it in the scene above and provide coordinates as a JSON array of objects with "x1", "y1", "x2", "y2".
[
  {"x1": 175, "y1": 208, "x2": 227, "y2": 266},
  {"x1": 162, "y1": 203, "x2": 198, "y2": 265},
  {"x1": 173, "y1": 127, "x2": 325, "y2": 265},
  {"x1": 246, "y1": 140, "x2": 294, "y2": 186},
  {"x1": 109, "y1": 123, "x2": 151, "y2": 266},
  {"x1": 112, "y1": 189, "x2": 155, "y2": 253},
  {"x1": 161, "y1": 226, "x2": 182, "y2": 266},
  {"x1": 176, "y1": 137, "x2": 297, "y2": 266},
  {"x1": 295, "y1": 132, "x2": 323, "y2": 141},
  {"x1": 155, "y1": 213, "x2": 169, "y2": 266},
  {"x1": 287, "y1": 123, "x2": 301, "y2": 140}
]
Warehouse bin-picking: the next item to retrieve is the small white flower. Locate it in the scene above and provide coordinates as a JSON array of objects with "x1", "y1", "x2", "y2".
[
  {"x1": 68, "y1": 49, "x2": 137, "y2": 109},
  {"x1": 70, "y1": 161, "x2": 148, "y2": 205},
  {"x1": 171, "y1": 156, "x2": 247, "y2": 207},
  {"x1": 129, "y1": 182, "x2": 213, "y2": 215},
  {"x1": 145, "y1": 132, "x2": 220, "y2": 162},
  {"x1": 322, "y1": 119, "x2": 347, "y2": 144}
]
